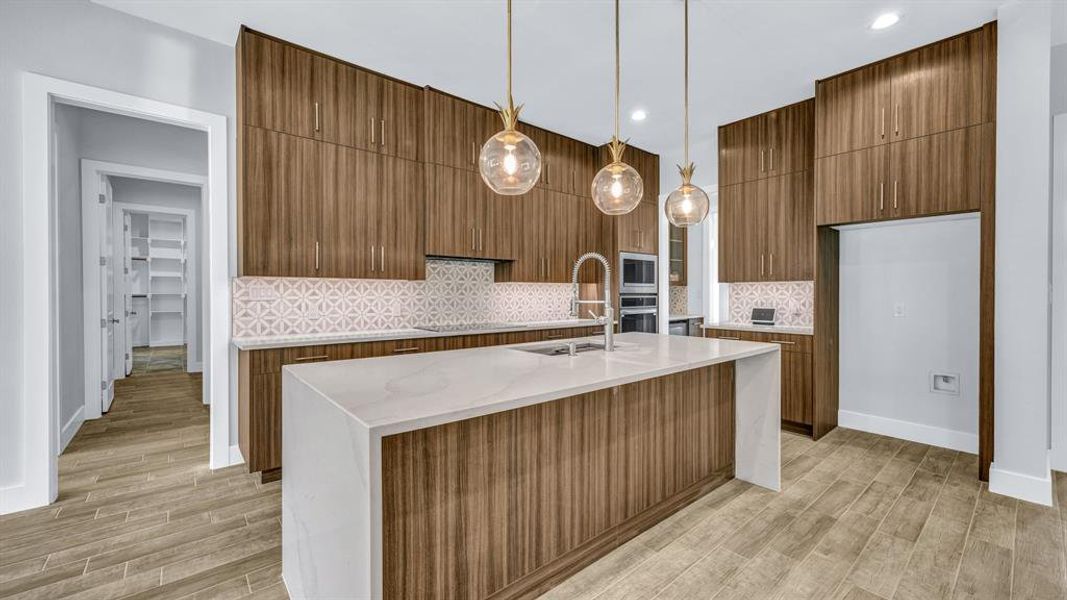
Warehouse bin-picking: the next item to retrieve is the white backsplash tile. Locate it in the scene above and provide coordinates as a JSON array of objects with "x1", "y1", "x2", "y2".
[
  {"x1": 728, "y1": 281, "x2": 814, "y2": 327},
  {"x1": 232, "y1": 260, "x2": 575, "y2": 338}
]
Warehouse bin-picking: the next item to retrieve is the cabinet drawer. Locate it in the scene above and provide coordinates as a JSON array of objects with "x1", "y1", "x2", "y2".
[{"x1": 703, "y1": 329, "x2": 812, "y2": 353}]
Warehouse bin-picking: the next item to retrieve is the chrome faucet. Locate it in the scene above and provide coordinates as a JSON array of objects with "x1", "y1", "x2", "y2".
[{"x1": 570, "y1": 252, "x2": 615, "y2": 352}]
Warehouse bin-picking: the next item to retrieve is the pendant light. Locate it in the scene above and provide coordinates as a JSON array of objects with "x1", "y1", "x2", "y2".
[
  {"x1": 479, "y1": 0, "x2": 541, "y2": 195},
  {"x1": 664, "y1": 0, "x2": 710, "y2": 227},
  {"x1": 591, "y1": 0, "x2": 643, "y2": 215}
]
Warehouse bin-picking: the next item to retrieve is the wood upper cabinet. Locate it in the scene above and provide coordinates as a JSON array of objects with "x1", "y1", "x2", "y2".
[
  {"x1": 888, "y1": 123, "x2": 989, "y2": 219},
  {"x1": 241, "y1": 126, "x2": 321, "y2": 277},
  {"x1": 240, "y1": 32, "x2": 315, "y2": 139},
  {"x1": 814, "y1": 145, "x2": 888, "y2": 226},
  {"x1": 378, "y1": 79, "x2": 423, "y2": 161},
  {"x1": 718, "y1": 116, "x2": 763, "y2": 186},
  {"x1": 718, "y1": 181, "x2": 762, "y2": 283},
  {"x1": 498, "y1": 189, "x2": 577, "y2": 283},
  {"x1": 815, "y1": 62, "x2": 890, "y2": 158},
  {"x1": 425, "y1": 164, "x2": 515, "y2": 261},
  {"x1": 766, "y1": 100, "x2": 815, "y2": 177},
  {"x1": 615, "y1": 200, "x2": 659, "y2": 255},
  {"x1": 320, "y1": 143, "x2": 377, "y2": 279},
  {"x1": 376, "y1": 156, "x2": 425, "y2": 280},
  {"x1": 766, "y1": 170, "x2": 814, "y2": 281},
  {"x1": 888, "y1": 29, "x2": 987, "y2": 143},
  {"x1": 424, "y1": 88, "x2": 499, "y2": 172},
  {"x1": 720, "y1": 99, "x2": 814, "y2": 186}
]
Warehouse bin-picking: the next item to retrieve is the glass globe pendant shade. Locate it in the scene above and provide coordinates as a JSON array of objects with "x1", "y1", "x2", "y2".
[
  {"x1": 591, "y1": 161, "x2": 643, "y2": 215},
  {"x1": 479, "y1": 129, "x2": 541, "y2": 195},
  {"x1": 664, "y1": 182, "x2": 710, "y2": 227}
]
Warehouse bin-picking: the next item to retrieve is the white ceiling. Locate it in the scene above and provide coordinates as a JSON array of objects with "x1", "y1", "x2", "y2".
[{"x1": 94, "y1": 0, "x2": 1002, "y2": 179}]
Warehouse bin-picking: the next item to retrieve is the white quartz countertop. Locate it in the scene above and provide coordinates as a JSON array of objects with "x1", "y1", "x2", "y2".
[
  {"x1": 232, "y1": 319, "x2": 607, "y2": 350},
  {"x1": 669, "y1": 314, "x2": 704, "y2": 321},
  {"x1": 284, "y1": 332, "x2": 779, "y2": 437},
  {"x1": 703, "y1": 321, "x2": 814, "y2": 336}
]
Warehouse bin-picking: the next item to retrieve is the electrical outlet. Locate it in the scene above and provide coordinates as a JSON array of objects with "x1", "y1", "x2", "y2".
[
  {"x1": 893, "y1": 303, "x2": 906, "y2": 318},
  {"x1": 930, "y1": 372, "x2": 960, "y2": 395}
]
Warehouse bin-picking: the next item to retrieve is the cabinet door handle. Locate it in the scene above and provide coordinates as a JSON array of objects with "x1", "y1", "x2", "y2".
[
  {"x1": 881, "y1": 107, "x2": 885, "y2": 138},
  {"x1": 769, "y1": 339, "x2": 796, "y2": 345},
  {"x1": 769, "y1": 253, "x2": 774, "y2": 276},
  {"x1": 294, "y1": 354, "x2": 329, "y2": 362},
  {"x1": 370, "y1": 118, "x2": 376, "y2": 144},
  {"x1": 380, "y1": 119, "x2": 386, "y2": 147},
  {"x1": 879, "y1": 182, "x2": 884, "y2": 211},
  {"x1": 393, "y1": 346, "x2": 420, "y2": 354},
  {"x1": 761, "y1": 253, "x2": 765, "y2": 276},
  {"x1": 893, "y1": 180, "x2": 898, "y2": 209},
  {"x1": 478, "y1": 228, "x2": 483, "y2": 251},
  {"x1": 471, "y1": 141, "x2": 476, "y2": 165},
  {"x1": 315, "y1": 241, "x2": 320, "y2": 271},
  {"x1": 314, "y1": 102, "x2": 320, "y2": 132},
  {"x1": 760, "y1": 149, "x2": 765, "y2": 172},
  {"x1": 769, "y1": 147, "x2": 774, "y2": 171},
  {"x1": 380, "y1": 245, "x2": 385, "y2": 272},
  {"x1": 894, "y1": 104, "x2": 899, "y2": 135},
  {"x1": 718, "y1": 336, "x2": 741, "y2": 340},
  {"x1": 370, "y1": 245, "x2": 376, "y2": 272},
  {"x1": 470, "y1": 226, "x2": 475, "y2": 251},
  {"x1": 545, "y1": 334, "x2": 565, "y2": 340}
]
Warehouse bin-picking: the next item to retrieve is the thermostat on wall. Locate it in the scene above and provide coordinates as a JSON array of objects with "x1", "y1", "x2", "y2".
[{"x1": 751, "y1": 308, "x2": 776, "y2": 326}]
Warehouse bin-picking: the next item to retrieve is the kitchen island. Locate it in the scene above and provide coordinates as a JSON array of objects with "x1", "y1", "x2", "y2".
[{"x1": 281, "y1": 332, "x2": 781, "y2": 600}]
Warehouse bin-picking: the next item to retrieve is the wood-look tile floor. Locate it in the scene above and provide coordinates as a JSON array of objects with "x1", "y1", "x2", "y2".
[
  {"x1": 130, "y1": 346, "x2": 186, "y2": 376},
  {"x1": 541, "y1": 429, "x2": 1067, "y2": 600},
  {"x1": 3, "y1": 371, "x2": 1065, "y2": 600},
  {"x1": 0, "y1": 370, "x2": 284, "y2": 600}
]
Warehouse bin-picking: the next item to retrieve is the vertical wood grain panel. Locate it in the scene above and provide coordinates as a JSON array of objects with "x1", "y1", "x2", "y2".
[
  {"x1": 813, "y1": 227, "x2": 840, "y2": 440},
  {"x1": 382, "y1": 364, "x2": 736, "y2": 600}
]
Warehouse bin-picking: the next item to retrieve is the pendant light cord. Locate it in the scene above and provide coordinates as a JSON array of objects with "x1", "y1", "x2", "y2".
[
  {"x1": 507, "y1": 0, "x2": 513, "y2": 109},
  {"x1": 683, "y1": 0, "x2": 689, "y2": 169},
  {"x1": 614, "y1": 0, "x2": 620, "y2": 145}
]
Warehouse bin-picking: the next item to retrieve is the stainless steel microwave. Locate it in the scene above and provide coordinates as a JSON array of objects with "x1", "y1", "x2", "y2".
[{"x1": 619, "y1": 252, "x2": 657, "y2": 294}]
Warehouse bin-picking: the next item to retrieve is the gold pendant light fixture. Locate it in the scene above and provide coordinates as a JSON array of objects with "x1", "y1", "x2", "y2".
[
  {"x1": 591, "y1": 0, "x2": 643, "y2": 215},
  {"x1": 479, "y1": 0, "x2": 542, "y2": 195},
  {"x1": 664, "y1": 0, "x2": 710, "y2": 227}
]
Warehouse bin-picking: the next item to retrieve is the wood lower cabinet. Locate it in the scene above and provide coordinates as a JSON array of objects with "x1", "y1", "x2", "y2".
[
  {"x1": 239, "y1": 327, "x2": 604, "y2": 478},
  {"x1": 704, "y1": 328, "x2": 814, "y2": 433},
  {"x1": 381, "y1": 363, "x2": 735, "y2": 600}
]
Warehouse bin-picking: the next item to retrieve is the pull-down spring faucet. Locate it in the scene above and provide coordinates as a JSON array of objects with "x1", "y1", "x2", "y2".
[{"x1": 569, "y1": 252, "x2": 615, "y2": 352}]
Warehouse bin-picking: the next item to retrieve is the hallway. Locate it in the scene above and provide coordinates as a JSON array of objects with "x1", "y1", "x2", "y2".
[{"x1": 0, "y1": 371, "x2": 285, "y2": 599}]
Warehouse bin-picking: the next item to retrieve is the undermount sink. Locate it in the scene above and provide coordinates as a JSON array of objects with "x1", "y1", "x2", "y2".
[{"x1": 514, "y1": 341, "x2": 607, "y2": 357}]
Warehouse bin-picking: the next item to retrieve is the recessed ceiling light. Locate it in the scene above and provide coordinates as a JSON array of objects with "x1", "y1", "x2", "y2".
[
  {"x1": 630, "y1": 109, "x2": 647, "y2": 122},
  {"x1": 870, "y1": 12, "x2": 900, "y2": 30}
]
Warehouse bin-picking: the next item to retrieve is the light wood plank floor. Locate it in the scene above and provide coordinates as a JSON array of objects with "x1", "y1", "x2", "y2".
[
  {"x1": 2, "y1": 370, "x2": 1065, "y2": 599},
  {"x1": 0, "y1": 371, "x2": 284, "y2": 600},
  {"x1": 541, "y1": 429, "x2": 1067, "y2": 600}
]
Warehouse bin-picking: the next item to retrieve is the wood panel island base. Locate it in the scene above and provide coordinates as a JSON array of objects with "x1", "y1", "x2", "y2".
[{"x1": 280, "y1": 333, "x2": 781, "y2": 599}]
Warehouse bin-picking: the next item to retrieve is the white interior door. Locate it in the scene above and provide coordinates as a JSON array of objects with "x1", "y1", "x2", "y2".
[
  {"x1": 99, "y1": 176, "x2": 117, "y2": 412},
  {"x1": 122, "y1": 211, "x2": 134, "y2": 376}
]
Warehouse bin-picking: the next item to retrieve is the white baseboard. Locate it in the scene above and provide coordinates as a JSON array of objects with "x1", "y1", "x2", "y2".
[
  {"x1": 0, "y1": 484, "x2": 38, "y2": 515},
  {"x1": 228, "y1": 444, "x2": 245, "y2": 466},
  {"x1": 59, "y1": 406, "x2": 85, "y2": 453},
  {"x1": 989, "y1": 458, "x2": 1053, "y2": 506},
  {"x1": 838, "y1": 410, "x2": 978, "y2": 453}
]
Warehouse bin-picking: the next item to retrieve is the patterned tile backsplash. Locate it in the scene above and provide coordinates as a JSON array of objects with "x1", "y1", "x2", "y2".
[
  {"x1": 728, "y1": 281, "x2": 814, "y2": 327},
  {"x1": 232, "y1": 260, "x2": 576, "y2": 338},
  {"x1": 669, "y1": 286, "x2": 690, "y2": 315}
]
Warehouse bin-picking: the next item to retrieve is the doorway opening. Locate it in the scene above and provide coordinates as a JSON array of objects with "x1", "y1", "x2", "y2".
[{"x1": 10, "y1": 73, "x2": 232, "y2": 514}]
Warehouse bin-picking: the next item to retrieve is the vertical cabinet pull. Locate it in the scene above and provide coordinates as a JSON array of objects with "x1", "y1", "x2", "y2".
[
  {"x1": 370, "y1": 245, "x2": 376, "y2": 272},
  {"x1": 881, "y1": 107, "x2": 885, "y2": 138},
  {"x1": 478, "y1": 228, "x2": 483, "y2": 251},
  {"x1": 893, "y1": 180, "x2": 898, "y2": 209},
  {"x1": 769, "y1": 148, "x2": 774, "y2": 171},
  {"x1": 770, "y1": 253, "x2": 774, "y2": 276},
  {"x1": 314, "y1": 241, "x2": 320, "y2": 271},
  {"x1": 760, "y1": 149, "x2": 765, "y2": 172},
  {"x1": 894, "y1": 105, "x2": 899, "y2": 135},
  {"x1": 761, "y1": 253, "x2": 765, "y2": 276},
  {"x1": 470, "y1": 226, "x2": 475, "y2": 251},
  {"x1": 314, "y1": 102, "x2": 320, "y2": 132},
  {"x1": 380, "y1": 245, "x2": 385, "y2": 272},
  {"x1": 879, "y1": 182, "x2": 885, "y2": 211},
  {"x1": 370, "y1": 118, "x2": 375, "y2": 144},
  {"x1": 380, "y1": 119, "x2": 385, "y2": 147}
]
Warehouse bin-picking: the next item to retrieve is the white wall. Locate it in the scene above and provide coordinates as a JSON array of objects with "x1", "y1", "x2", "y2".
[
  {"x1": 839, "y1": 216, "x2": 980, "y2": 451},
  {"x1": 111, "y1": 177, "x2": 204, "y2": 368},
  {"x1": 991, "y1": 1, "x2": 1054, "y2": 504},
  {"x1": 0, "y1": 0, "x2": 234, "y2": 493}
]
